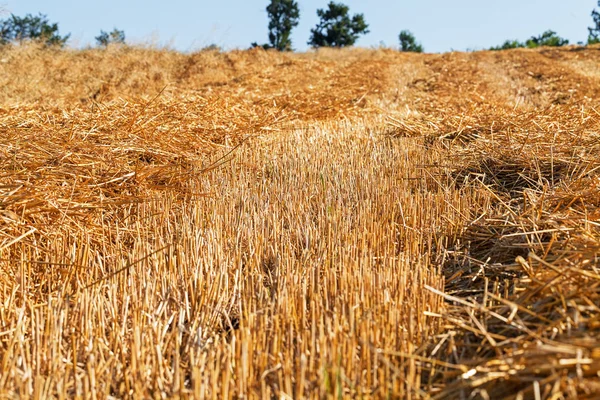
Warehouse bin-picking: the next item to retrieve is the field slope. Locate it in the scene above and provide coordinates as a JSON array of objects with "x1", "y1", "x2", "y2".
[{"x1": 0, "y1": 45, "x2": 599, "y2": 398}]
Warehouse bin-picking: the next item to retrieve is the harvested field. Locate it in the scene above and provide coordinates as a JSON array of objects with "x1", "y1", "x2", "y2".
[{"x1": 0, "y1": 44, "x2": 599, "y2": 398}]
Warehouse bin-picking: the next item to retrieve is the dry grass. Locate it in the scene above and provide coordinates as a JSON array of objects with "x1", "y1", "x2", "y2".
[{"x1": 0, "y1": 43, "x2": 599, "y2": 398}]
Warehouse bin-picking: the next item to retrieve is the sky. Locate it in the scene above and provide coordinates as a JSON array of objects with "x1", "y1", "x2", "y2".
[{"x1": 2, "y1": 1, "x2": 598, "y2": 53}]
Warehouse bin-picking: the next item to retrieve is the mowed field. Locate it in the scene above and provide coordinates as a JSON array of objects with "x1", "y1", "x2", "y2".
[{"x1": 0, "y1": 44, "x2": 599, "y2": 399}]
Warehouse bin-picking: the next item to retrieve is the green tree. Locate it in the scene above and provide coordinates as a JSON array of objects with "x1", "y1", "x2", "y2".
[
  {"x1": 589, "y1": 1, "x2": 600, "y2": 44},
  {"x1": 308, "y1": 2, "x2": 369, "y2": 48},
  {"x1": 525, "y1": 30, "x2": 568, "y2": 48},
  {"x1": 398, "y1": 30, "x2": 423, "y2": 53},
  {"x1": 95, "y1": 28, "x2": 125, "y2": 47},
  {"x1": 266, "y1": 0, "x2": 300, "y2": 51},
  {"x1": 0, "y1": 13, "x2": 69, "y2": 46}
]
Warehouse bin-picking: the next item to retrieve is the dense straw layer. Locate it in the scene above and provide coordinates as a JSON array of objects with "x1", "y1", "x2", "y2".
[{"x1": 0, "y1": 44, "x2": 599, "y2": 398}]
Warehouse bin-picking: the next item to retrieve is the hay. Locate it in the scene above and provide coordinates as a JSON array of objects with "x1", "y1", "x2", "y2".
[{"x1": 0, "y1": 44, "x2": 599, "y2": 398}]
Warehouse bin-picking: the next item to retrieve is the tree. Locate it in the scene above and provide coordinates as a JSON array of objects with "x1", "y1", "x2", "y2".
[
  {"x1": 398, "y1": 30, "x2": 423, "y2": 53},
  {"x1": 266, "y1": 0, "x2": 300, "y2": 51},
  {"x1": 589, "y1": 1, "x2": 600, "y2": 44},
  {"x1": 525, "y1": 30, "x2": 568, "y2": 48},
  {"x1": 308, "y1": 2, "x2": 369, "y2": 48},
  {"x1": 96, "y1": 28, "x2": 126, "y2": 47},
  {"x1": 0, "y1": 13, "x2": 69, "y2": 46}
]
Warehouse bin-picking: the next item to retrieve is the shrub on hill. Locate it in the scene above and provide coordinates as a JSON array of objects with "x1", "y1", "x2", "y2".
[
  {"x1": 96, "y1": 28, "x2": 126, "y2": 47},
  {"x1": 526, "y1": 30, "x2": 568, "y2": 48},
  {"x1": 490, "y1": 30, "x2": 568, "y2": 51},
  {"x1": 201, "y1": 43, "x2": 222, "y2": 52},
  {"x1": 490, "y1": 39, "x2": 525, "y2": 51},
  {"x1": 398, "y1": 30, "x2": 423, "y2": 53}
]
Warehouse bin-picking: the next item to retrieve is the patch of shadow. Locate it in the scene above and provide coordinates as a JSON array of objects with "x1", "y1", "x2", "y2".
[
  {"x1": 220, "y1": 313, "x2": 240, "y2": 338},
  {"x1": 452, "y1": 155, "x2": 568, "y2": 196}
]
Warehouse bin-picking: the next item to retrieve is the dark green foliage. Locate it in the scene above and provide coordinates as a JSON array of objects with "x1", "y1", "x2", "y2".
[
  {"x1": 398, "y1": 30, "x2": 423, "y2": 53},
  {"x1": 250, "y1": 42, "x2": 272, "y2": 50},
  {"x1": 589, "y1": 2, "x2": 600, "y2": 44},
  {"x1": 490, "y1": 31, "x2": 568, "y2": 51},
  {"x1": 308, "y1": 2, "x2": 369, "y2": 48},
  {"x1": 525, "y1": 30, "x2": 568, "y2": 48},
  {"x1": 490, "y1": 40, "x2": 525, "y2": 51},
  {"x1": 266, "y1": 0, "x2": 300, "y2": 51},
  {"x1": 96, "y1": 28, "x2": 126, "y2": 47},
  {"x1": 0, "y1": 13, "x2": 70, "y2": 47}
]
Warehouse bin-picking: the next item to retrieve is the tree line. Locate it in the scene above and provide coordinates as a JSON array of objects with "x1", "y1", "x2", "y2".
[
  {"x1": 256, "y1": 0, "x2": 600, "y2": 52},
  {"x1": 0, "y1": 13, "x2": 125, "y2": 47},
  {"x1": 3, "y1": 1, "x2": 600, "y2": 53}
]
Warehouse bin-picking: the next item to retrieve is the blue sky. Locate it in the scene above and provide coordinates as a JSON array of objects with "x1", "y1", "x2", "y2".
[{"x1": 2, "y1": 1, "x2": 597, "y2": 53}]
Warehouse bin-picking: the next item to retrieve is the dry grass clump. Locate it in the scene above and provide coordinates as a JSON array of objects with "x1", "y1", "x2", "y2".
[
  {"x1": 0, "y1": 44, "x2": 396, "y2": 120},
  {"x1": 1, "y1": 44, "x2": 600, "y2": 398},
  {"x1": 421, "y1": 105, "x2": 600, "y2": 397},
  {"x1": 0, "y1": 97, "x2": 282, "y2": 259},
  {"x1": 427, "y1": 187, "x2": 600, "y2": 397}
]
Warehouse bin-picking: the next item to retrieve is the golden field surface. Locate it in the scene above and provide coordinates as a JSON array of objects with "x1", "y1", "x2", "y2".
[{"x1": 0, "y1": 44, "x2": 599, "y2": 399}]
